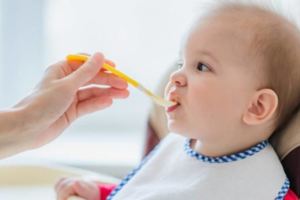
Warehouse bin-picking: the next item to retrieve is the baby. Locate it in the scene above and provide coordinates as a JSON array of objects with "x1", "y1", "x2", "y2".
[{"x1": 55, "y1": 1, "x2": 300, "y2": 200}]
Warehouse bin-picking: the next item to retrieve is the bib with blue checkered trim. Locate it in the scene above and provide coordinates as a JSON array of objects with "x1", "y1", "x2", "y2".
[{"x1": 109, "y1": 133, "x2": 289, "y2": 200}]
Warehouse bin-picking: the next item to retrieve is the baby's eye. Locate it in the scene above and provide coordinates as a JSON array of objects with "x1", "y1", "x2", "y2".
[{"x1": 197, "y1": 62, "x2": 210, "y2": 72}]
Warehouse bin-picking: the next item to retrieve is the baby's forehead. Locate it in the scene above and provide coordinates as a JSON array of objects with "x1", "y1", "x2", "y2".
[
  {"x1": 185, "y1": 4, "x2": 299, "y2": 63},
  {"x1": 202, "y1": 4, "x2": 283, "y2": 28},
  {"x1": 197, "y1": 5, "x2": 281, "y2": 42},
  {"x1": 183, "y1": 8, "x2": 266, "y2": 58}
]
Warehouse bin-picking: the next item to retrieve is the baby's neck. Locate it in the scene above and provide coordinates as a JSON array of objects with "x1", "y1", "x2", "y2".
[{"x1": 191, "y1": 138, "x2": 265, "y2": 157}]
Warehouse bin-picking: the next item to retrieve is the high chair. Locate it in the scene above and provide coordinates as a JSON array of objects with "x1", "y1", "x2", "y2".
[{"x1": 143, "y1": 64, "x2": 300, "y2": 198}]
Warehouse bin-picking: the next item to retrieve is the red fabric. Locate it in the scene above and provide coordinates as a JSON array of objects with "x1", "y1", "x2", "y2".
[
  {"x1": 284, "y1": 189, "x2": 299, "y2": 200},
  {"x1": 98, "y1": 185, "x2": 298, "y2": 200},
  {"x1": 98, "y1": 184, "x2": 299, "y2": 200},
  {"x1": 99, "y1": 184, "x2": 116, "y2": 200}
]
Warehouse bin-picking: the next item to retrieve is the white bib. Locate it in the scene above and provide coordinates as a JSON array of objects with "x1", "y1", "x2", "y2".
[{"x1": 109, "y1": 133, "x2": 288, "y2": 200}]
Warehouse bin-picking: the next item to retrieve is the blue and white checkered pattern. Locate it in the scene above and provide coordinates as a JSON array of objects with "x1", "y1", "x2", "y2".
[
  {"x1": 275, "y1": 178, "x2": 290, "y2": 200},
  {"x1": 107, "y1": 137, "x2": 290, "y2": 200},
  {"x1": 184, "y1": 139, "x2": 269, "y2": 163}
]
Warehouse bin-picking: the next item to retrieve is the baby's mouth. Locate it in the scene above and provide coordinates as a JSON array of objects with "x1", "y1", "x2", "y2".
[
  {"x1": 166, "y1": 102, "x2": 180, "y2": 113},
  {"x1": 166, "y1": 91, "x2": 181, "y2": 112}
]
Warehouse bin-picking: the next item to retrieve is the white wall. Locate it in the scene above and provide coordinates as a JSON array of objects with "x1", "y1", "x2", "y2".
[{"x1": 0, "y1": 0, "x2": 45, "y2": 107}]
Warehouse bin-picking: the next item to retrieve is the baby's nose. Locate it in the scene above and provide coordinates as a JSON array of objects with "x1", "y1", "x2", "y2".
[{"x1": 170, "y1": 71, "x2": 187, "y2": 87}]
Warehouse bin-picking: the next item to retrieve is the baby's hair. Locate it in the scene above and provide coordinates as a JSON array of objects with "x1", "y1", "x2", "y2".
[{"x1": 193, "y1": 0, "x2": 300, "y2": 131}]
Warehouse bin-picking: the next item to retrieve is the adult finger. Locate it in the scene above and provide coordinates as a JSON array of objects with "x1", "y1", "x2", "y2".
[
  {"x1": 66, "y1": 52, "x2": 104, "y2": 89},
  {"x1": 85, "y1": 72, "x2": 128, "y2": 89},
  {"x1": 77, "y1": 87, "x2": 129, "y2": 101},
  {"x1": 76, "y1": 96, "x2": 113, "y2": 117}
]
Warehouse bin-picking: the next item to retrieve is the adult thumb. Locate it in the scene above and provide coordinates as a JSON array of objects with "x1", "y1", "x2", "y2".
[{"x1": 67, "y1": 52, "x2": 104, "y2": 89}]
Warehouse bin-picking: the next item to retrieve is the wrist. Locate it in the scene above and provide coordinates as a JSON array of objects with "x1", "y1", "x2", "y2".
[{"x1": 0, "y1": 107, "x2": 31, "y2": 157}]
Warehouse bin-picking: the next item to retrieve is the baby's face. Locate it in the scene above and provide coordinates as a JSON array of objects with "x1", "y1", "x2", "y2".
[{"x1": 165, "y1": 15, "x2": 264, "y2": 141}]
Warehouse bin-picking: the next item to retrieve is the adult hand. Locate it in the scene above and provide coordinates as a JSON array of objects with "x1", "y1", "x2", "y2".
[{"x1": 0, "y1": 52, "x2": 129, "y2": 157}]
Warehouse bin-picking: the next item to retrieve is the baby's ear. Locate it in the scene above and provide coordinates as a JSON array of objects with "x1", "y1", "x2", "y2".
[{"x1": 243, "y1": 89, "x2": 278, "y2": 125}]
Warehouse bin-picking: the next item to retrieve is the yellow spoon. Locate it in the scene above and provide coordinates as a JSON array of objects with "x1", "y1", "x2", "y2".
[{"x1": 66, "y1": 54, "x2": 176, "y2": 107}]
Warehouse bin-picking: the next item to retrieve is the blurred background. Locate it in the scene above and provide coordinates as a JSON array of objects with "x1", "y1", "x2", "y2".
[{"x1": 0, "y1": 0, "x2": 199, "y2": 178}]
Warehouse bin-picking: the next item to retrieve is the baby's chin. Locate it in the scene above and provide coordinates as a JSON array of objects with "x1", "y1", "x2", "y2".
[{"x1": 167, "y1": 121, "x2": 186, "y2": 133}]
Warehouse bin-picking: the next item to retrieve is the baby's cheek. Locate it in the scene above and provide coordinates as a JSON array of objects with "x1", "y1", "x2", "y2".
[{"x1": 188, "y1": 87, "x2": 232, "y2": 122}]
